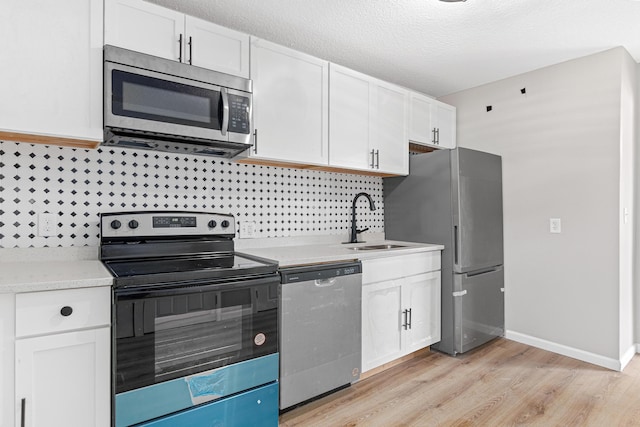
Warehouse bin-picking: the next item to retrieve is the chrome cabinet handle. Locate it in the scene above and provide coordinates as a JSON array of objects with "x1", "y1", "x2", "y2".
[
  {"x1": 375, "y1": 149, "x2": 380, "y2": 169},
  {"x1": 178, "y1": 33, "x2": 183, "y2": 62},
  {"x1": 436, "y1": 128, "x2": 440, "y2": 145},
  {"x1": 220, "y1": 88, "x2": 229, "y2": 136},
  {"x1": 370, "y1": 149, "x2": 375, "y2": 169},
  {"x1": 188, "y1": 36, "x2": 193, "y2": 65},
  {"x1": 402, "y1": 309, "x2": 409, "y2": 330},
  {"x1": 432, "y1": 128, "x2": 437, "y2": 144},
  {"x1": 408, "y1": 308, "x2": 412, "y2": 329}
]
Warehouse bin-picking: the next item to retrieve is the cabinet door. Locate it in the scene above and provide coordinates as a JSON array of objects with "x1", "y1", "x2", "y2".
[
  {"x1": 0, "y1": 0, "x2": 103, "y2": 143},
  {"x1": 402, "y1": 272, "x2": 442, "y2": 353},
  {"x1": 409, "y1": 92, "x2": 434, "y2": 145},
  {"x1": 0, "y1": 295, "x2": 15, "y2": 427},
  {"x1": 186, "y1": 16, "x2": 250, "y2": 77},
  {"x1": 362, "y1": 279, "x2": 403, "y2": 372},
  {"x1": 105, "y1": 0, "x2": 184, "y2": 62},
  {"x1": 329, "y1": 64, "x2": 371, "y2": 171},
  {"x1": 249, "y1": 39, "x2": 329, "y2": 165},
  {"x1": 372, "y1": 81, "x2": 408, "y2": 175},
  {"x1": 15, "y1": 328, "x2": 110, "y2": 427},
  {"x1": 432, "y1": 101, "x2": 457, "y2": 149}
]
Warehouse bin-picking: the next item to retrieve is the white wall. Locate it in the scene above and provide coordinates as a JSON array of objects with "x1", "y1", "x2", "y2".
[{"x1": 440, "y1": 47, "x2": 636, "y2": 369}]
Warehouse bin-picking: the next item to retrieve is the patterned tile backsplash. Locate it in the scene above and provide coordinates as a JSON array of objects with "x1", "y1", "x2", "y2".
[{"x1": 0, "y1": 141, "x2": 384, "y2": 248}]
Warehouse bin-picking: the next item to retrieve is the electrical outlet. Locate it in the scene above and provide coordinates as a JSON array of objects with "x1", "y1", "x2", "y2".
[
  {"x1": 239, "y1": 221, "x2": 257, "y2": 239},
  {"x1": 38, "y1": 213, "x2": 57, "y2": 237},
  {"x1": 549, "y1": 218, "x2": 561, "y2": 234}
]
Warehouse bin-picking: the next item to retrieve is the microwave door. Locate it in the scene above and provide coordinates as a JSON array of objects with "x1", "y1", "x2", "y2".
[{"x1": 105, "y1": 62, "x2": 228, "y2": 143}]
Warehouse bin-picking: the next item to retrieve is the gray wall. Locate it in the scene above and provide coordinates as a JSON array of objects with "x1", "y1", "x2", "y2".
[{"x1": 440, "y1": 47, "x2": 637, "y2": 369}]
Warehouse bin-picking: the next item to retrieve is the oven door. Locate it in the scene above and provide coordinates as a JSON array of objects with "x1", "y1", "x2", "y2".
[{"x1": 113, "y1": 275, "x2": 279, "y2": 395}]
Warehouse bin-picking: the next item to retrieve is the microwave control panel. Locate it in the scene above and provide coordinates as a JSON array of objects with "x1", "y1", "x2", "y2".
[{"x1": 228, "y1": 94, "x2": 251, "y2": 134}]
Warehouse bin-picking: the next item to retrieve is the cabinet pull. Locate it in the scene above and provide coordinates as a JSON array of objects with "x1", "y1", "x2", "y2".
[
  {"x1": 436, "y1": 128, "x2": 440, "y2": 145},
  {"x1": 188, "y1": 36, "x2": 193, "y2": 65},
  {"x1": 408, "y1": 308, "x2": 412, "y2": 329},
  {"x1": 375, "y1": 149, "x2": 380, "y2": 169},
  {"x1": 60, "y1": 306, "x2": 73, "y2": 317},
  {"x1": 253, "y1": 129, "x2": 258, "y2": 154},
  {"x1": 370, "y1": 149, "x2": 375, "y2": 169},
  {"x1": 402, "y1": 309, "x2": 409, "y2": 330},
  {"x1": 432, "y1": 128, "x2": 437, "y2": 144},
  {"x1": 21, "y1": 398, "x2": 25, "y2": 427},
  {"x1": 178, "y1": 33, "x2": 183, "y2": 62}
]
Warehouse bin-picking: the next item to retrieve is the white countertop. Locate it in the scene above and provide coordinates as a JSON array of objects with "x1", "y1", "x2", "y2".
[
  {"x1": 0, "y1": 247, "x2": 112, "y2": 293},
  {"x1": 240, "y1": 239, "x2": 443, "y2": 268}
]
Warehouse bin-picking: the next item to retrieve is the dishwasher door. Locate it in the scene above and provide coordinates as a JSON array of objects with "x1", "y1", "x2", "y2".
[{"x1": 279, "y1": 261, "x2": 362, "y2": 410}]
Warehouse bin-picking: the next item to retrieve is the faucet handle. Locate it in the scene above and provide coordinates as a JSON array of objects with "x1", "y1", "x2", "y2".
[{"x1": 356, "y1": 227, "x2": 370, "y2": 235}]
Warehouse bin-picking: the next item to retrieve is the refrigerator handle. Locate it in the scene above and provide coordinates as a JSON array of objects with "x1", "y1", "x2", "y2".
[{"x1": 454, "y1": 225, "x2": 459, "y2": 265}]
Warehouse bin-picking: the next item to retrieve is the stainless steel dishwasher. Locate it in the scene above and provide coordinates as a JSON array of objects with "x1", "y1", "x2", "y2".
[{"x1": 279, "y1": 261, "x2": 362, "y2": 410}]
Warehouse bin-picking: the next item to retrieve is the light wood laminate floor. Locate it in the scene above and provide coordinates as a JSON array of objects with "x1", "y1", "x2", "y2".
[{"x1": 279, "y1": 338, "x2": 640, "y2": 426}]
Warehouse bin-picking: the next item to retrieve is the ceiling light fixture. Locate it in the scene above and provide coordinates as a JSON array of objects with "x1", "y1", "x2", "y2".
[{"x1": 439, "y1": 0, "x2": 467, "y2": 2}]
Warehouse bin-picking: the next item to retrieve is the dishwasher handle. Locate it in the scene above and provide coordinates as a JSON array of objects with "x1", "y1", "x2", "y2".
[{"x1": 315, "y1": 278, "x2": 337, "y2": 287}]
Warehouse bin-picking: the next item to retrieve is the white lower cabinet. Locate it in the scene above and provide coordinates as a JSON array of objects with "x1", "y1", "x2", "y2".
[
  {"x1": 0, "y1": 294, "x2": 15, "y2": 427},
  {"x1": 8, "y1": 287, "x2": 111, "y2": 427},
  {"x1": 15, "y1": 328, "x2": 110, "y2": 427},
  {"x1": 361, "y1": 252, "x2": 441, "y2": 373}
]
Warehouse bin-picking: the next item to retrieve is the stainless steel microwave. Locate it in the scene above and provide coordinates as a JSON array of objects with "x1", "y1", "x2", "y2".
[{"x1": 103, "y1": 45, "x2": 253, "y2": 158}]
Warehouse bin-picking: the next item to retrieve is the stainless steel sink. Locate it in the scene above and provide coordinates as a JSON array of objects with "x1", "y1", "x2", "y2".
[{"x1": 347, "y1": 244, "x2": 408, "y2": 251}]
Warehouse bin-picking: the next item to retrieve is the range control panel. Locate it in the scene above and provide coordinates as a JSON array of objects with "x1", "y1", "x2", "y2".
[{"x1": 100, "y1": 211, "x2": 235, "y2": 238}]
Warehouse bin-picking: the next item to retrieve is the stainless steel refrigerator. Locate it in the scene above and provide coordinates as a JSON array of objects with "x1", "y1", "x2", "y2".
[{"x1": 384, "y1": 147, "x2": 504, "y2": 355}]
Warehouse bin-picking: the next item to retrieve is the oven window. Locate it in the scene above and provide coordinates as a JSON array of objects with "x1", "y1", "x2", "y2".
[
  {"x1": 112, "y1": 70, "x2": 222, "y2": 129},
  {"x1": 114, "y1": 284, "x2": 278, "y2": 394}
]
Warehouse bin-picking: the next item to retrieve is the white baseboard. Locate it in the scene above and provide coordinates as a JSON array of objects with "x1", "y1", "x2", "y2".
[
  {"x1": 506, "y1": 330, "x2": 628, "y2": 371},
  {"x1": 620, "y1": 345, "x2": 636, "y2": 370}
]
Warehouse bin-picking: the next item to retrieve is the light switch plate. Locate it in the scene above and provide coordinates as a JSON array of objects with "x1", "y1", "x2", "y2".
[
  {"x1": 549, "y1": 218, "x2": 561, "y2": 234},
  {"x1": 239, "y1": 221, "x2": 257, "y2": 238}
]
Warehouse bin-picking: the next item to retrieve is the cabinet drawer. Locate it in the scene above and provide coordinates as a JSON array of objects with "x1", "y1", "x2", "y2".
[
  {"x1": 362, "y1": 251, "x2": 441, "y2": 284},
  {"x1": 15, "y1": 287, "x2": 111, "y2": 338}
]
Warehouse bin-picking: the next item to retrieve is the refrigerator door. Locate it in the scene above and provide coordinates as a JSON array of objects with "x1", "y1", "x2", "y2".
[
  {"x1": 453, "y1": 266, "x2": 504, "y2": 354},
  {"x1": 451, "y1": 148, "x2": 504, "y2": 273}
]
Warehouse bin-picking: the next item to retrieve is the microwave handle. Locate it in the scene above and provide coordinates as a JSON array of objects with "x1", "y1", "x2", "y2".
[{"x1": 220, "y1": 87, "x2": 229, "y2": 136}]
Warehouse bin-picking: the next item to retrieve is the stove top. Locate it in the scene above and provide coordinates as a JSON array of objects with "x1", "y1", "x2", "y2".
[{"x1": 99, "y1": 211, "x2": 278, "y2": 288}]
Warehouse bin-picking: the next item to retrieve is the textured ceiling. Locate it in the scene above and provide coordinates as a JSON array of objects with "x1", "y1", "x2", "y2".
[{"x1": 146, "y1": 0, "x2": 640, "y2": 97}]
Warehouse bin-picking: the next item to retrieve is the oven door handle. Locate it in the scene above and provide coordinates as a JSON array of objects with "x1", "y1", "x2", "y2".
[{"x1": 114, "y1": 275, "x2": 280, "y2": 298}]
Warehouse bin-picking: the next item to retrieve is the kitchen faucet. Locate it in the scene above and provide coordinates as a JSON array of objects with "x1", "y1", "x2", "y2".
[{"x1": 347, "y1": 192, "x2": 376, "y2": 244}]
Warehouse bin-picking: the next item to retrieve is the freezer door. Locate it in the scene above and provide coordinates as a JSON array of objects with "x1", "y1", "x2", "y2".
[
  {"x1": 452, "y1": 148, "x2": 504, "y2": 273},
  {"x1": 453, "y1": 266, "x2": 504, "y2": 354}
]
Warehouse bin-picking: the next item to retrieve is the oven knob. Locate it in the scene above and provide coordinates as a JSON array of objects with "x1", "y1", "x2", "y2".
[
  {"x1": 221, "y1": 220, "x2": 230, "y2": 228},
  {"x1": 110, "y1": 220, "x2": 122, "y2": 230},
  {"x1": 208, "y1": 220, "x2": 217, "y2": 228},
  {"x1": 128, "y1": 220, "x2": 139, "y2": 229}
]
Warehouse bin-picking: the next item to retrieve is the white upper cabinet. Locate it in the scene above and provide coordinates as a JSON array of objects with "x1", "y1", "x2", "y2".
[
  {"x1": 245, "y1": 38, "x2": 329, "y2": 165},
  {"x1": 105, "y1": 0, "x2": 250, "y2": 77},
  {"x1": 329, "y1": 64, "x2": 408, "y2": 175},
  {"x1": 185, "y1": 16, "x2": 250, "y2": 77},
  {"x1": 329, "y1": 65, "x2": 372, "y2": 171},
  {"x1": 409, "y1": 92, "x2": 457, "y2": 149},
  {"x1": 374, "y1": 80, "x2": 409, "y2": 174},
  {"x1": 104, "y1": 0, "x2": 183, "y2": 61},
  {"x1": 0, "y1": 0, "x2": 103, "y2": 146}
]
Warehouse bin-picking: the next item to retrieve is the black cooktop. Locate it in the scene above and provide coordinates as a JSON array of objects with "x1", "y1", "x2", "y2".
[{"x1": 105, "y1": 252, "x2": 277, "y2": 288}]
